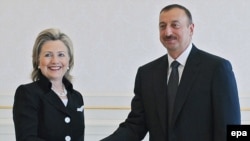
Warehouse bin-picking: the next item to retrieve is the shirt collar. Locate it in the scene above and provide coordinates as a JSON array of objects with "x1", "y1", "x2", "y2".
[{"x1": 168, "y1": 42, "x2": 193, "y2": 67}]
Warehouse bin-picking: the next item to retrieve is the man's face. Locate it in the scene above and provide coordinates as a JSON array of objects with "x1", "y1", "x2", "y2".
[{"x1": 159, "y1": 8, "x2": 194, "y2": 58}]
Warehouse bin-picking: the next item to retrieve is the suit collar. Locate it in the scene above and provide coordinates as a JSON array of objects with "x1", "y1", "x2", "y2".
[
  {"x1": 36, "y1": 74, "x2": 75, "y2": 114},
  {"x1": 37, "y1": 74, "x2": 74, "y2": 93}
]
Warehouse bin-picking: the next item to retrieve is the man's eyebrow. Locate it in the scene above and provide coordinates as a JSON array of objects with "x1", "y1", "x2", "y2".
[
  {"x1": 171, "y1": 20, "x2": 180, "y2": 23},
  {"x1": 159, "y1": 22, "x2": 165, "y2": 25},
  {"x1": 159, "y1": 20, "x2": 180, "y2": 24}
]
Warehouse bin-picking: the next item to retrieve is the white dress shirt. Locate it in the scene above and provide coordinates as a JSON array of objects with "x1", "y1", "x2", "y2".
[{"x1": 167, "y1": 43, "x2": 193, "y2": 83}]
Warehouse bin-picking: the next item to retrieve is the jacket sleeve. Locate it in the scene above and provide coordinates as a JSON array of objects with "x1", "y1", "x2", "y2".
[
  {"x1": 13, "y1": 85, "x2": 46, "y2": 141},
  {"x1": 101, "y1": 67, "x2": 148, "y2": 141},
  {"x1": 212, "y1": 60, "x2": 241, "y2": 141}
]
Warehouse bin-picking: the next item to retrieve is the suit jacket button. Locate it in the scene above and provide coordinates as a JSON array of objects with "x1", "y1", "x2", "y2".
[
  {"x1": 65, "y1": 135, "x2": 71, "y2": 141},
  {"x1": 65, "y1": 117, "x2": 71, "y2": 123}
]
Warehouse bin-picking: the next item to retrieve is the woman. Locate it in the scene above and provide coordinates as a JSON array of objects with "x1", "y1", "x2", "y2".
[{"x1": 13, "y1": 28, "x2": 85, "y2": 141}]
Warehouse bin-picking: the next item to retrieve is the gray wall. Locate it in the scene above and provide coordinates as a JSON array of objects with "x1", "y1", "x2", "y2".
[{"x1": 0, "y1": 0, "x2": 249, "y2": 97}]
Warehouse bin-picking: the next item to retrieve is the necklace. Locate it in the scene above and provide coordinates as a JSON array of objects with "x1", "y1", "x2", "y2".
[{"x1": 51, "y1": 84, "x2": 67, "y2": 97}]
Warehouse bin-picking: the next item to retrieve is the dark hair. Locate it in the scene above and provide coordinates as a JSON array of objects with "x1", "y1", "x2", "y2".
[
  {"x1": 160, "y1": 4, "x2": 193, "y2": 24},
  {"x1": 31, "y1": 28, "x2": 74, "y2": 81}
]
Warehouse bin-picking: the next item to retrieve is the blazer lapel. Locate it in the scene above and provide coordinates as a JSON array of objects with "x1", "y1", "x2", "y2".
[
  {"x1": 153, "y1": 55, "x2": 168, "y2": 134},
  {"x1": 171, "y1": 46, "x2": 201, "y2": 126},
  {"x1": 66, "y1": 92, "x2": 80, "y2": 114},
  {"x1": 43, "y1": 91, "x2": 69, "y2": 115},
  {"x1": 36, "y1": 75, "x2": 71, "y2": 115}
]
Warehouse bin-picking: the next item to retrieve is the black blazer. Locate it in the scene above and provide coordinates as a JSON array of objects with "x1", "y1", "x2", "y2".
[
  {"x1": 13, "y1": 75, "x2": 85, "y2": 141},
  {"x1": 101, "y1": 45, "x2": 241, "y2": 141}
]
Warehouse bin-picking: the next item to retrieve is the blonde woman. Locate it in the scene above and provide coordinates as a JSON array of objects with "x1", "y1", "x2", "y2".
[{"x1": 13, "y1": 28, "x2": 85, "y2": 141}]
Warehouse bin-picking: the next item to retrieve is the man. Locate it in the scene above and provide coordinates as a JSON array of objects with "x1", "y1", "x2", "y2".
[{"x1": 101, "y1": 4, "x2": 240, "y2": 141}]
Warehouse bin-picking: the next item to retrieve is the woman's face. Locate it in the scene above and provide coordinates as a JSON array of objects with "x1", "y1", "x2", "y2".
[{"x1": 38, "y1": 40, "x2": 70, "y2": 81}]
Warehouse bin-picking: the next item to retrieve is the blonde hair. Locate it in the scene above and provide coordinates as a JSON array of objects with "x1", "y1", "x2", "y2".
[{"x1": 31, "y1": 28, "x2": 74, "y2": 81}]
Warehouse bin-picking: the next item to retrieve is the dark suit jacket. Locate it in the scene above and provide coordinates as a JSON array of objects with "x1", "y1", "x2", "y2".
[
  {"x1": 13, "y1": 75, "x2": 85, "y2": 141},
  {"x1": 101, "y1": 45, "x2": 241, "y2": 141}
]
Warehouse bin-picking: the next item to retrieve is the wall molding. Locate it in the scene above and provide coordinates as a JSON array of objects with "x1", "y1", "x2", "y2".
[{"x1": 1, "y1": 93, "x2": 250, "y2": 110}]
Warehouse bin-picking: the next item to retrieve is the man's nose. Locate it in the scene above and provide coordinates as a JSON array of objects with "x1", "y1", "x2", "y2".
[{"x1": 164, "y1": 26, "x2": 173, "y2": 36}]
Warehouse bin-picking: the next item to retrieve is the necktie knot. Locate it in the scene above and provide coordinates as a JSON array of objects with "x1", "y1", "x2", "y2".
[{"x1": 171, "y1": 61, "x2": 180, "y2": 69}]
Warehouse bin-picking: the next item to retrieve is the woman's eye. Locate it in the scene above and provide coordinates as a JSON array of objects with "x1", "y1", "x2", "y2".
[
  {"x1": 58, "y1": 53, "x2": 65, "y2": 57},
  {"x1": 44, "y1": 53, "x2": 52, "y2": 57}
]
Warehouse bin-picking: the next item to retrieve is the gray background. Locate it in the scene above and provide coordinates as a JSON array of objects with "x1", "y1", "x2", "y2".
[{"x1": 0, "y1": 0, "x2": 249, "y2": 100}]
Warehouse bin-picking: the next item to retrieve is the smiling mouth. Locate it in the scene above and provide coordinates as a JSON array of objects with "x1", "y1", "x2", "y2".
[
  {"x1": 166, "y1": 39, "x2": 176, "y2": 42},
  {"x1": 164, "y1": 39, "x2": 176, "y2": 44},
  {"x1": 48, "y1": 66, "x2": 62, "y2": 71}
]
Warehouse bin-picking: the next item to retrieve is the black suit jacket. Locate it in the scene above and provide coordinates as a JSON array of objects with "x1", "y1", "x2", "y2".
[
  {"x1": 13, "y1": 75, "x2": 85, "y2": 141},
  {"x1": 101, "y1": 45, "x2": 241, "y2": 141}
]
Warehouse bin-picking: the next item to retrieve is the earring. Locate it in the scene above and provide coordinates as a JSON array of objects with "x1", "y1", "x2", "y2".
[
  {"x1": 67, "y1": 67, "x2": 69, "y2": 70},
  {"x1": 38, "y1": 66, "x2": 40, "y2": 69}
]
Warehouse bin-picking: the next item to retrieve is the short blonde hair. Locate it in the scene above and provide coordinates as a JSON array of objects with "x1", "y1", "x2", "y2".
[{"x1": 31, "y1": 28, "x2": 74, "y2": 81}]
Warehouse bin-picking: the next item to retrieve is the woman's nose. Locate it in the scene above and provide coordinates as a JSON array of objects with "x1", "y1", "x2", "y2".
[{"x1": 51, "y1": 56, "x2": 59, "y2": 63}]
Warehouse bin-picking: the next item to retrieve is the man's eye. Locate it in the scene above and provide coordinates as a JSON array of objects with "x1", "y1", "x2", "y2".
[
  {"x1": 172, "y1": 24, "x2": 180, "y2": 28},
  {"x1": 159, "y1": 24, "x2": 166, "y2": 29}
]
